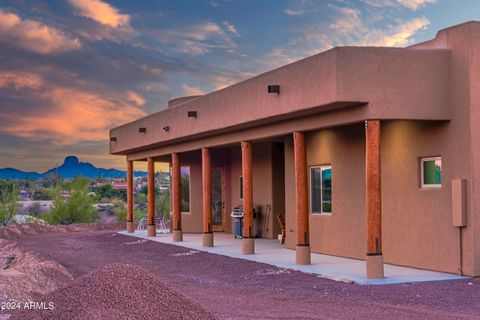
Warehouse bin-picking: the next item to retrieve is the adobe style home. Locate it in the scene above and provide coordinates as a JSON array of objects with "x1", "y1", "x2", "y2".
[{"x1": 110, "y1": 21, "x2": 480, "y2": 279}]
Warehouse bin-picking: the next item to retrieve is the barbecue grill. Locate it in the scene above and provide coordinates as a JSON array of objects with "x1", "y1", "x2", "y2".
[{"x1": 230, "y1": 204, "x2": 257, "y2": 238}]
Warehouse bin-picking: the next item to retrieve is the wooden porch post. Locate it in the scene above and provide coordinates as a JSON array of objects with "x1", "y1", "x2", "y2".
[
  {"x1": 202, "y1": 147, "x2": 214, "y2": 247},
  {"x1": 172, "y1": 153, "x2": 183, "y2": 241},
  {"x1": 365, "y1": 120, "x2": 384, "y2": 279},
  {"x1": 241, "y1": 141, "x2": 254, "y2": 254},
  {"x1": 293, "y1": 132, "x2": 311, "y2": 265},
  {"x1": 147, "y1": 157, "x2": 156, "y2": 237},
  {"x1": 126, "y1": 160, "x2": 134, "y2": 233}
]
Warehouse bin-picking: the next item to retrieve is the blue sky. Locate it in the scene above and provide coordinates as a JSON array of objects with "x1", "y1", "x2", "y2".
[{"x1": 0, "y1": 0, "x2": 479, "y2": 171}]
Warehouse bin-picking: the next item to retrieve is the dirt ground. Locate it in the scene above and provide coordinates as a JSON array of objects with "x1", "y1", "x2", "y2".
[{"x1": 2, "y1": 225, "x2": 480, "y2": 319}]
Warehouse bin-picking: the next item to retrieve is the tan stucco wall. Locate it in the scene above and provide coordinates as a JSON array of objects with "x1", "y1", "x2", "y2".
[
  {"x1": 411, "y1": 22, "x2": 479, "y2": 275},
  {"x1": 284, "y1": 121, "x2": 472, "y2": 274},
  {"x1": 229, "y1": 143, "x2": 284, "y2": 238},
  {"x1": 284, "y1": 125, "x2": 366, "y2": 258},
  {"x1": 110, "y1": 47, "x2": 450, "y2": 156},
  {"x1": 381, "y1": 121, "x2": 466, "y2": 274},
  {"x1": 174, "y1": 148, "x2": 233, "y2": 234},
  {"x1": 176, "y1": 151, "x2": 203, "y2": 233}
]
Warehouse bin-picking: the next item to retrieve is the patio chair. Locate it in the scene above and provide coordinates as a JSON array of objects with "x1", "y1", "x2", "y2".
[{"x1": 276, "y1": 213, "x2": 286, "y2": 245}]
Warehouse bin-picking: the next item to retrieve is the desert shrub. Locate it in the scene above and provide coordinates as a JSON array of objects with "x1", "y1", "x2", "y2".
[
  {"x1": 44, "y1": 177, "x2": 96, "y2": 225},
  {"x1": 28, "y1": 201, "x2": 42, "y2": 217},
  {"x1": 0, "y1": 184, "x2": 19, "y2": 225},
  {"x1": 156, "y1": 190, "x2": 170, "y2": 219},
  {"x1": 32, "y1": 188, "x2": 52, "y2": 200},
  {"x1": 94, "y1": 184, "x2": 127, "y2": 202},
  {"x1": 113, "y1": 199, "x2": 143, "y2": 222}
]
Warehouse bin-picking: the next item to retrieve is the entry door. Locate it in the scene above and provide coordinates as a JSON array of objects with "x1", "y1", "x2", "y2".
[{"x1": 211, "y1": 166, "x2": 225, "y2": 231}]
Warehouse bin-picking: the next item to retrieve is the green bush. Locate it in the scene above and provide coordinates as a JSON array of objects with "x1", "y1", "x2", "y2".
[
  {"x1": 94, "y1": 184, "x2": 127, "y2": 202},
  {"x1": 156, "y1": 190, "x2": 170, "y2": 219},
  {"x1": 0, "y1": 184, "x2": 19, "y2": 225},
  {"x1": 113, "y1": 199, "x2": 144, "y2": 222},
  {"x1": 32, "y1": 188, "x2": 52, "y2": 200},
  {"x1": 44, "y1": 177, "x2": 96, "y2": 225}
]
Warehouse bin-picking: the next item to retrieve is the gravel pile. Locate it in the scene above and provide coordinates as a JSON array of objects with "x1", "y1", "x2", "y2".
[
  {"x1": 0, "y1": 239, "x2": 73, "y2": 303},
  {"x1": 0, "y1": 223, "x2": 122, "y2": 241},
  {"x1": 12, "y1": 263, "x2": 216, "y2": 320}
]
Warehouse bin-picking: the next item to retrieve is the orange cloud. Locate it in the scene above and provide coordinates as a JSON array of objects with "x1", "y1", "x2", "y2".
[
  {"x1": 181, "y1": 84, "x2": 204, "y2": 96},
  {"x1": 0, "y1": 71, "x2": 43, "y2": 90},
  {"x1": 70, "y1": 0, "x2": 130, "y2": 28},
  {"x1": 126, "y1": 91, "x2": 145, "y2": 106},
  {"x1": 0, "y1": 71, "x2": 146, "y2": 144},
  {"x1": 0, "y1": 9, "x2": 81, "y2": 54}
]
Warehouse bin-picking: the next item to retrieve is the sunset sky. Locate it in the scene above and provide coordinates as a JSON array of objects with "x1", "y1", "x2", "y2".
[{"x1": 0, "y1": 0, "x2": 479, "y2": 172}]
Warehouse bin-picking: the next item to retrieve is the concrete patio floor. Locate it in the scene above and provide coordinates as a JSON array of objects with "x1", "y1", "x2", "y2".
[{"x1": 118, "y1": 230, "x2": 467, "y2": 285}]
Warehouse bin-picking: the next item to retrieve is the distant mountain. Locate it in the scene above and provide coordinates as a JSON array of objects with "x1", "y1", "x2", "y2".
[
  {"x1": 0, "y1": 156, "x2": 147, "y2": 179},
  {"x1": 0, "y1": 168, "x2": 42, "y2": 179}
]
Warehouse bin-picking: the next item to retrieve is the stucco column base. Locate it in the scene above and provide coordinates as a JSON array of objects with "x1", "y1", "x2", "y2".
[
  {"x1": 147, "y1": 225, "x2": 156, "y2": 237},
  {"x1": 202, "y1": 233, "x2": 214, "y2": 247},
  {"x1": 173, "y1": 230, "x2": 183, "y2": 242},
  {"x1": 296, "y1": 245, "x2": 311, "y2": 265},
  {"x1": 242, "y1": 238, "x2": 255, "y2": 255},
  {"x1": 126, "y1": 221, "x2": 134, "y2": 233},
  {"x1": 366, "y1": 255, "x2": 384, "y2": 279}
]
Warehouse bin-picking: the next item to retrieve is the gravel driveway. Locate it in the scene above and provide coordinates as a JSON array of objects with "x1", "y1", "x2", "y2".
[{"x1": 10, "y1": 230, "x2": 480, "y2": 319}]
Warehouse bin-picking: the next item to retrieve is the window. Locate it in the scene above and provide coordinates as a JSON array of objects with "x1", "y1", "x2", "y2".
[
  {"x1": 181, "y1": 166, "x2": 190, "y2": 212},
  {"x1": 310, "y1": 165, "x2": 332, "y2": 214},
  {"x1": 169, "y1": 166, "x2": 190, "y2": 213},
  {"x1": 421, "y1": 157, "x2": 442, "y2": 188}
]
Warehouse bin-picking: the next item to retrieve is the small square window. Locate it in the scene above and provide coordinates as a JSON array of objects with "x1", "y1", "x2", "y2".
[{"x1": 421, "y1": 157, "x2": 442, "y2": 188}]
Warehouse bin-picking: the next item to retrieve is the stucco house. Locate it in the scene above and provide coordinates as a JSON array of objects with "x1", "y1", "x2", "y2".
[{"x1": 110, "y1": 21, "x2": 480, "y2": 279}]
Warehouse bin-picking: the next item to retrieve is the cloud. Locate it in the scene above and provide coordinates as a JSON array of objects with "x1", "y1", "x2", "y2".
[
  {"x1": 397, "y1": 0, "x2": 436, "y2": 10},
  {"x1": 181, "y1": 84, "x2": 204, "y2": 96},
  {"x1": 70, "y1": 0, "x2": 130, "y2": 28},
  {"x1": 284, "y1": 0, "x2": 322, "y2": 16},
  {"x1": 362, "y1": 0, "x2": 436, "y2": 10},
  {"x1": 0, "y1": 70, "x2": 146, "y2": 144},
  {"x1": 126, "y1": 91, "x2": 145, "y2": 106},
  {"x1": 222, "y1": 21, "x2": 239, "y2": 36},
  {"x1": 159, "y1": 21, "x2": 238, "y2": 55},
  {"x1": 284, "y1": 8, "x2": 306, "y2": 16},
  {"x1": 267, "y1": 6, "x2": 430, "y2": 67},
  {"x1": 0, "y1": 71, "x2": 43, "y2": 90},
  {"x1": 325, "y1": 6, "x2": 430, "y2": 46},
  {"x1": 0, "y1": 9, "x2": 81, "y2": 54}
]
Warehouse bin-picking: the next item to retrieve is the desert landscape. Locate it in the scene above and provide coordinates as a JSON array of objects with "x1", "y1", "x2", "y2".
[{"x1": 1, "y1": 224, "x2": 479, "y2": 319}]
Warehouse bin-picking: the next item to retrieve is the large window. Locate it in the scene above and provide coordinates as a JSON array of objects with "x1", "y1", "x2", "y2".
[
  {"x1": 421, "y1": 157, "x2": 442, "y2": 188},
  {"x1": 310, "y1": 165, "x2": 332, "y2": 214}
]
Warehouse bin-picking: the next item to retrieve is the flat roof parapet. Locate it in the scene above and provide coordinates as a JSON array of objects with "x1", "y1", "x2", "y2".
[{"x1": 168, "y1": 95, "x2": 202, "y2": 108}]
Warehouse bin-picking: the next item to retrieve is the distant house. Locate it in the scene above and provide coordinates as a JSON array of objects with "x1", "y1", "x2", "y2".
[
  {"x1": 109, "y1": 22, "x2": 480, "y2": 279},
  {"x1": 111, "y1": 179, "x2": 128, "y2": 190}
]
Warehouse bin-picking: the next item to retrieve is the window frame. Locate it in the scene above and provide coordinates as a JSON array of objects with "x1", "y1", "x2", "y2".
[
  {"x1": 420, "y1": 156, "x2": 442, "y2": 189},
  {"x1": 309, "y1": 164, "x2": 332, "y2": 215}
]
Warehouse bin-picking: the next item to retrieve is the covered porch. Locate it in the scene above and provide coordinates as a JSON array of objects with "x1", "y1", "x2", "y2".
[{"x1": 117, "y1": 230, "x2": 466, "y2": 285}]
